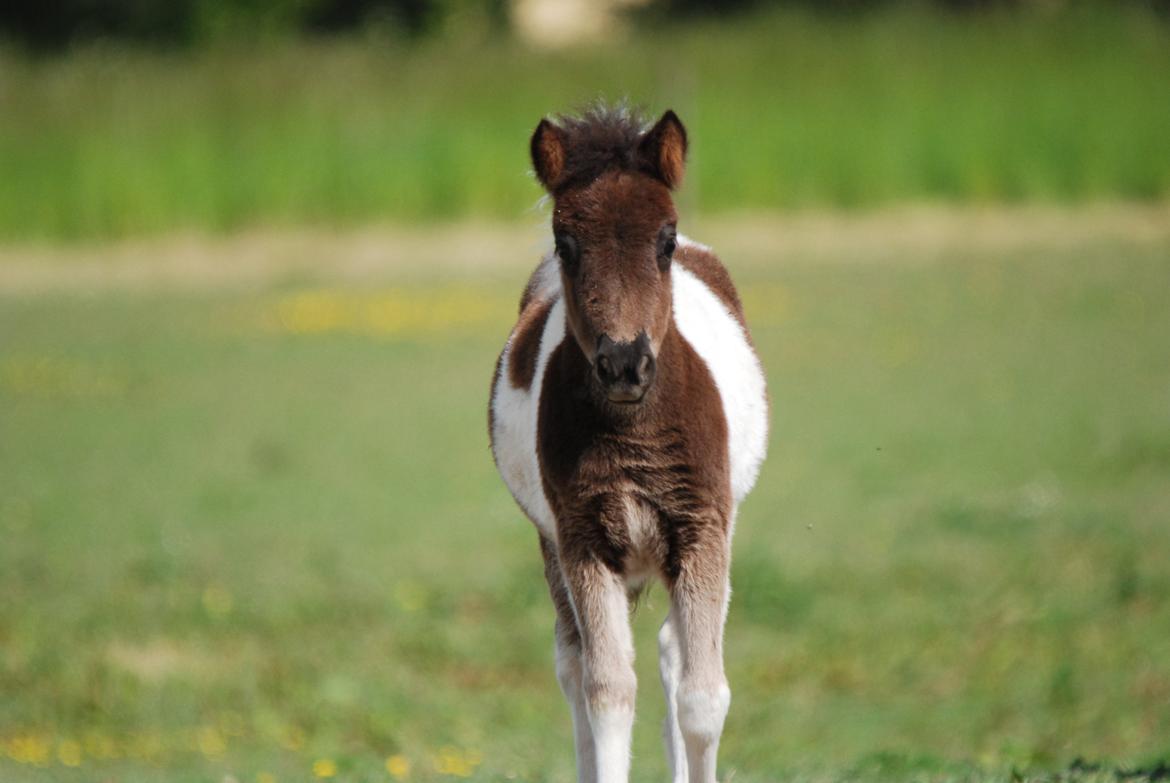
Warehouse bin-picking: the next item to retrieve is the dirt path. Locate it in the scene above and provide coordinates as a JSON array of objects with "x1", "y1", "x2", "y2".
[{"x1": 1, "y1": 203, "x2": 1168, "y2": 294}]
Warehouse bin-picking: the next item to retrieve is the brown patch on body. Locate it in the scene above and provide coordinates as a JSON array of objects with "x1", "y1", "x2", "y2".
[
  {"x1": 508, "y1": 298, "x2": 553, "y2": 391},
  {"x1": 537, "y1": 324, "x2": 731, "y2": 584}
]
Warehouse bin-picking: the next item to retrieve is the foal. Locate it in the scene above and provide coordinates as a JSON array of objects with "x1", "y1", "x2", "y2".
[{"x1": 489, "y1": 106, "x2": 768, "y2": 783}]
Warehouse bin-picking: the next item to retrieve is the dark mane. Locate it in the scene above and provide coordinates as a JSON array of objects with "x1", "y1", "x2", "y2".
[{"x1": 554, "y1": 104, "x2": 652, "y2": 190}]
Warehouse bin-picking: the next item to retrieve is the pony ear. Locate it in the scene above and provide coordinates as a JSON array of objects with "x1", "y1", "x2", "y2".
[
  {"x1": 639, "y1": 110, "x2": 688, "y2": 189},
  {"x1": 531, "y1": 118, "x2": 567, "y2": 191}
]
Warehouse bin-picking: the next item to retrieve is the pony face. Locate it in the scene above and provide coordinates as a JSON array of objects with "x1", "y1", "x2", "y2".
[
  {"x1": 551, "y1": 172, "x2": 677, "y2": 403},
  {"x1": 531, "y1": 108, "x2": 688, "y2": 405}
]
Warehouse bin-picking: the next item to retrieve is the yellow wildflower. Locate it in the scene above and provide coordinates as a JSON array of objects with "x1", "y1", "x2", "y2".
[
  {"x1": 8, "y1": 734, "x2": 51, "y2": 766},
  {"x1": 257, "y1": 772, "x2": 277, "y2": 783},
  {"x1": 313, "y1": 758, "x2": 338, "y2": 778},
  {"x1": 262, "y1": 286, "x2": 505, "y2": 341},
  {"x1": 431, "y1": 746, "x2": 481, "y2": 777},
  {"x1": 57, "y1": 739, "x2": 83, "y2": 767},
  {"x1": 275, "y1": 291, "x2": 349, "y2": 335},
  {"x1": 386, "y1": 754, "x2": 411, "y2": 780},
  {"x1": 197, "y1": 726, "x2": 226, "y2": 758}
]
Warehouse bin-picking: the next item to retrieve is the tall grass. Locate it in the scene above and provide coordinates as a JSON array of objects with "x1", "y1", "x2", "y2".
[{"x1": 2, "y1": 3, "x2": 1169, "y2": 240}]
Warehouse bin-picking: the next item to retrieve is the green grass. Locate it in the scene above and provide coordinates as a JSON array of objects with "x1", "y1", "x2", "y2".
[
  {"x1": 1, "y1": 224, "x2": 1169, "y2": 782},
  {"x1": 2, "y1": 3, "x2": 1170, "y2": 241}
]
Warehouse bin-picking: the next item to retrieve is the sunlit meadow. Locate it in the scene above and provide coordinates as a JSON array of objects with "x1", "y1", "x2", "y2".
[
  {"x1": 2, "y1": 213, "x2": 1169, "y2": 781},
  {"x1": 2, "y1": 1, "x2": 1170, "y2": 778}
]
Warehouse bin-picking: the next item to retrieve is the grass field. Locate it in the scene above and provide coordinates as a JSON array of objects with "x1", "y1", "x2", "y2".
[
  {"x1": 3, "y1": 3, "x2": 1170, "y2": 241},
  {"x1": 2, "y1": 208, "x2": 1169, "y2": 782}
]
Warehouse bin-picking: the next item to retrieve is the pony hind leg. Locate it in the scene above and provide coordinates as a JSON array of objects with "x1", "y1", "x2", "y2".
[
  {"x1": 540, "y1": 538, "x2": 596, "y2": 783},
  {"x1": 670, "y1": 531, "x2": 732, "y2": 783},
  {"x1": 658, "y1": 612, "x2": 688, "y2": 783}
]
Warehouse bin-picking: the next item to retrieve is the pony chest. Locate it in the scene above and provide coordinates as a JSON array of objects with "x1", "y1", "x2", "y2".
[
  {"x1": 538, "y1": 426, "x2": 691, "y2": 508},
  {"x1": 534, "y1": 348, "x2": 726, "y2": 518},
  {"x1": 490, "y1": 263, "x2": 769, "y2": 542}
]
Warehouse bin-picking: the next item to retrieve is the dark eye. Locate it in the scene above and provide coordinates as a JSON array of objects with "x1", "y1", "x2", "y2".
[
  {"x1": 555, "y1": 233, "x2": 579, "y2": 274},
  {"x1": 657, "y1": 226, "x2": 677, "y2": 271}
]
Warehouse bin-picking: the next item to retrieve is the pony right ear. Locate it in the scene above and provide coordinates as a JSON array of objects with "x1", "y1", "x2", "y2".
[
  {"x1": 531, "y1": 118, "x2": 567, "y2": 191},
  {"x1": 639, "y1": 110, "x2": 687, "y2": 189}
]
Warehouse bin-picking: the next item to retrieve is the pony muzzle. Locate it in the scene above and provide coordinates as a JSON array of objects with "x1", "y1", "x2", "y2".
[{"x1": 594, "y1": 333, "x2": 656, "y2": 404}]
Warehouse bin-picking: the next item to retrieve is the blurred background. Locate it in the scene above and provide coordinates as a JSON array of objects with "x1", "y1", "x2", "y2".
[{"x1": 1, "y1": 1, "x2": 1169, "y2": 782}]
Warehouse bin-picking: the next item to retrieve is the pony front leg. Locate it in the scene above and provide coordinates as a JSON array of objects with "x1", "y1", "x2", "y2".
[
  {"x1": 672, "y1": 532, "x2": 732, "y2": 783},
  {"x1": 562, "y1": 556, "x2": 636, "y2": 783}
]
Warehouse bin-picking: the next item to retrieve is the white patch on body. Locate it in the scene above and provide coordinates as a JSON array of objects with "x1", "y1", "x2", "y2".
[
  {"x1": 490, "y1": 255, "x2": 565, "y2": 541},
  {"x1": 676, "y1": 233, "x2": 711, "y2": 253},
  {"x1": 528, "y1": 253, "x2": 561, "y2": 300},
  {"x1": 671, "y1": 245, "x2": 769, "y2": 503}
]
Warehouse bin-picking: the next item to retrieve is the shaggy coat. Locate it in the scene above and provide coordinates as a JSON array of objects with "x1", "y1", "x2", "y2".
[{"x1": 489, "y1": 105, "x2": 768, "y2": 783}]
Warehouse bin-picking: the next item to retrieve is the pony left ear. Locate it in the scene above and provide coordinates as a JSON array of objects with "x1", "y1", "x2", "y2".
[
  {"x1": 531, "y1": 118, "x2": 568, "y2": 191},
  {"x1": 639, "y1": 110, "x2": 688, "y2": 189}
]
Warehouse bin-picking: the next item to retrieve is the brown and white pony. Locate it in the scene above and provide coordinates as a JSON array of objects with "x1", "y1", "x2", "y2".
[{"x1": 489, "y1": 106, "x2": 768, "y2": 783}]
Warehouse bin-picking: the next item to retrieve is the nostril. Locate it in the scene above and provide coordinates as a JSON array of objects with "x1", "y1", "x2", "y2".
[
  {"x1": 637, "y1": 354, "x2": 651, "y2": 380},
  {"x1": 597, "y1": 355, "x2": 613, "y2": 384}
]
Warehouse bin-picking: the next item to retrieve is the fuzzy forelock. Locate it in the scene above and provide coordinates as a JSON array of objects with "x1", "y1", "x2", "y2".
[{"x1": 552, "y1": 102, "x2": 654, "y2": 191}]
